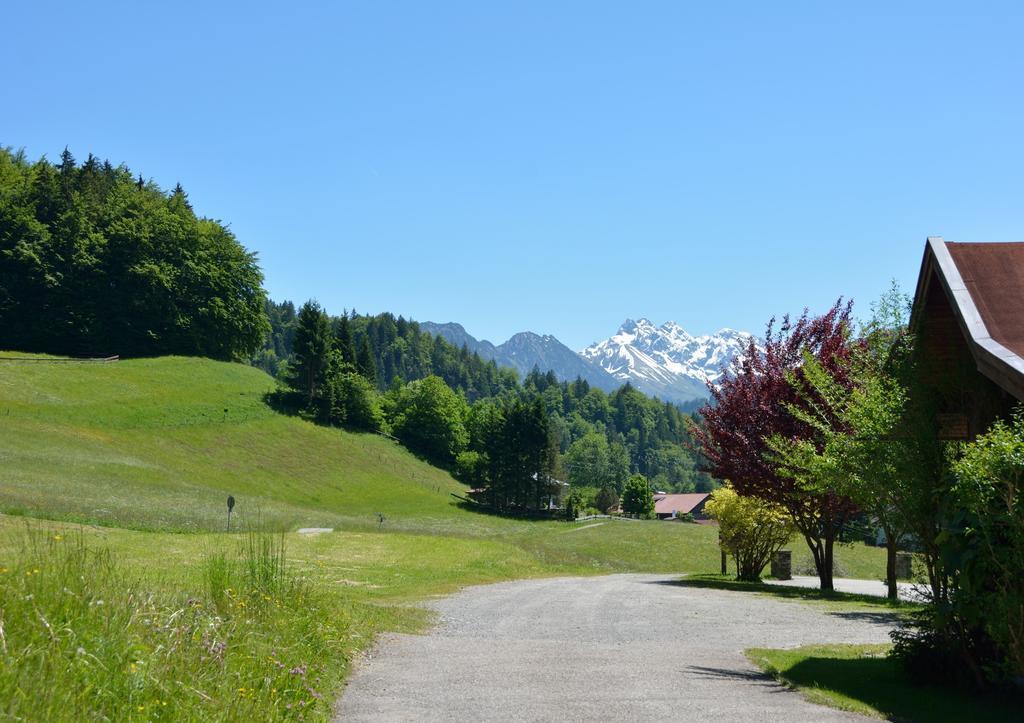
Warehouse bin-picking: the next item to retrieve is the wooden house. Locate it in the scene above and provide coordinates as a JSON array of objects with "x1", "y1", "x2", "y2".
[{"x1": 910, "y1": 236, "x2": 1024, "y2": 438}]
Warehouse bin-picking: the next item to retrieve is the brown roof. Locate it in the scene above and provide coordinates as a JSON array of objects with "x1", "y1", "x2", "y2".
[
  {"x1": 946, "y1": 242, "x2": 1024, "y2": 359},
  {"x1": 653, "y1": 493, "x2": 709, "y2": 516},
  {"x1": 912, "y1": 237, "x2": 1024, "y2": 401}
]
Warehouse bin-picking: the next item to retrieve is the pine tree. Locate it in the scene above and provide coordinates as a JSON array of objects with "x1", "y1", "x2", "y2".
[
  {"x1": 356, "y1": 335, "x2": 376, "y2": 384},
  {"x1": 289, "y1": 300, "x2": 333, "y2": 403},
  {"x1": 335, "y1": 314, "x2": 356, "y2": 365}
]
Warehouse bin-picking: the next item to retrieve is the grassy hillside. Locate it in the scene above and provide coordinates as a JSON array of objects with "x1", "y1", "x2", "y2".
[
  {"x1": 0, "y1": 354, "x2": 892, "y2": 720},
  {"x1": 0, "y1": 355, "x2": 484, "y2": 533},
  {"x1": 0, "y1": 354, "x2": 888, "y2": 576}
]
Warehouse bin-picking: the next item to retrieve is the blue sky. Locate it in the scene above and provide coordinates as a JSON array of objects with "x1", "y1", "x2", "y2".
[{"x1": 5, "y1": 2, "x2": 1024, "y2": 350}]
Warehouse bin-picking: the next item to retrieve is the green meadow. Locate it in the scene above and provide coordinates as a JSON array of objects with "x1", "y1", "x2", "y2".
[{"x1": 0, "y1": 355, "x2": 889, "y2": 719}]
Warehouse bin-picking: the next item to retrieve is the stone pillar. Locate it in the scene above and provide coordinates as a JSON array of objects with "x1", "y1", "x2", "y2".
[
  {"x1": 771, "y1": 550, "x2": 792, "y2": 580},
  {"x1": 895, "y1": 552, "x2": 913, "y2": 580}
]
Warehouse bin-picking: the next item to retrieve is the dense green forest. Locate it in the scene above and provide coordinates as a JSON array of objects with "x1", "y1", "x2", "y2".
[
  {"x1": 0, "y1": 148, "x2": 267, "y2": 359},
  {"x1": 260, "y1": 300, "x2": 717, "y2": 503}
]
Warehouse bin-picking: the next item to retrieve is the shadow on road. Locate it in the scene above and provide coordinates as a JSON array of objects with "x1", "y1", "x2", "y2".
[
  {"x1": 684, "y1": 665, "x2": 786, "y2": 690},
  {"x1": 655, "y1": 575, "x2": 915, "y2": 616}
]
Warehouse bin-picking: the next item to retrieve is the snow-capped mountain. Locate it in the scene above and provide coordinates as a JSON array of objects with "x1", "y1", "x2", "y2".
[
  {"x1": 581, "y1": 319, "x2": 760, "y2": 403},
  {"x1": 420, "y1": 322, "x2": 619, "y2": 392},
  {"x1": 421, "y1": 318, "x2": 758, "y2": 406}
]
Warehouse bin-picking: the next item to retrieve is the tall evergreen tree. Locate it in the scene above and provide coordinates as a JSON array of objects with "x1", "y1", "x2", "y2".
[
  {"x1": 335, "y1": 314, "x2": 356, "y2": 365},
  {"x1": 288, "y1": 300, "x2": 333, "y2": 403},
  {"x1": 356, "y1": 335, "x2": 376, "y2": 383}
]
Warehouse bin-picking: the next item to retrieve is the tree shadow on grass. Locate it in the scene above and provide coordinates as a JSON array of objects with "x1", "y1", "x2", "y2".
[
  {"x1": 663, "y1": 573, "x2": 913, "y2": 606},
  {"x1": 652, "y1": 575, "x2": 914, "y2": 623},
  {"x1": 764, "y1": 654, "x2": 1022, "y2": 723}
]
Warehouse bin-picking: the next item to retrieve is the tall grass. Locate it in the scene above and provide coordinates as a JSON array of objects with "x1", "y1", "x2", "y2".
[{"x1": 0, "y1": 525, "x2": 355, "y2": 721}]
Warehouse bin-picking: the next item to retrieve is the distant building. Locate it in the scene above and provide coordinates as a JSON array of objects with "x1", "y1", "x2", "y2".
[{"x1": 652, "y1": 492, "x2": 709, "y2": 520}]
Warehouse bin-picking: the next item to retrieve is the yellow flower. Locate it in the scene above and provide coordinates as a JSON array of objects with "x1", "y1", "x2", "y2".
[
  {"x1": 130, "y1": 663, "x2": 138, "y2": 673},
  {"x1": 137, "y1": 705, "x2": 145, "y2": 712},
  {"x1": 52, "y1": 534, "x2": 63, "y2": 541}
]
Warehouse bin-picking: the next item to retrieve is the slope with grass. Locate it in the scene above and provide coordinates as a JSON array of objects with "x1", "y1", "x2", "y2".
[
  {"x1": 0, "y1": 354, "x2": 486, "y2": 533},
  {"x1": 0, "y1": 353, "x2": 888, "y2": 576},
  {"x1": 0, "y1": 354, "x2": 894, "y2": 720}
]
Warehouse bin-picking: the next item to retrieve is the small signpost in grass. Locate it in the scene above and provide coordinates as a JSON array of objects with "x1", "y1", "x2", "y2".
[{"x1": 227, "y1": 495, "x2": 235, "y2": 531}]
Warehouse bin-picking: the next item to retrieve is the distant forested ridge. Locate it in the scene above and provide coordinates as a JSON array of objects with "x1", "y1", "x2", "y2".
[
  {"x1": 260, "y1": 300, "x2": 717, "y2": 495},
  {"x1": 257, "y1": 301, "x2": 518, "y2": 399},
  {"x1": 0, "y1": 147, "x2": 268, "y2": 359}
]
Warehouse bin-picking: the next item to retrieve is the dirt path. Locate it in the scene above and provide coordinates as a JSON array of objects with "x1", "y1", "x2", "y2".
[{"x1": 335, "y1": 574, "x2": 896, "y2": 721}]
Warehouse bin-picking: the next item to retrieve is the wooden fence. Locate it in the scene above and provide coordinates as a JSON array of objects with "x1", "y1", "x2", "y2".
[{"x1": 0, "y1": 355, "x2": 119, "y2": 363}]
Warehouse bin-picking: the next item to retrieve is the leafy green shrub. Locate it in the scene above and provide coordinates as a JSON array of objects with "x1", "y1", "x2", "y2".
[
  {"x1": 892, "y1": 411, "x2": 1024, "y2": 689},
  {"x1": 454, "y1": 450, "x2": 487, "y2": 486},
  {"x1": 621, "y1": 474, "x2": 654, "y2": 516},
  {"x1": 324, "y1": 371, "x2": 384, "y2": 432},
  {"x1": 564, "y1": 489, "x2": 584, "y2": 520},
  {"x1": 706, "y1": 485, "x2": 795, "y2": 581}
]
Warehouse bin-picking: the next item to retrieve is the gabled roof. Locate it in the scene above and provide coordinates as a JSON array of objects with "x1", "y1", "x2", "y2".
[
  {"x1": 652, "y1": 493, "x2": 709, "y2": 515},
  {"x1": 911, "y1": 236, "x2": 1024, "y2": 400}
]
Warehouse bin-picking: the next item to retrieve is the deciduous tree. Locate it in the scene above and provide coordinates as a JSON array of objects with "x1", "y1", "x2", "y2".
[
  {"x1": 693, "y1": 300, "x2": 857, "y2": 591},
  {"x1": 705, "y1": 485, "x2": 795, "y2": 581},
  {"x1": 621, "y1": 474, "x2": 654, "y2": 517}
]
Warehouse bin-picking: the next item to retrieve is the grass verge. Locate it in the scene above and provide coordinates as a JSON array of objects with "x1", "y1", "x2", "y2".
[
  {"x1": 0, "y1": 516, "x2": 587, "y2": 721},
  {"x1": 746, "y1": 644, "x2": 1022, "y2": 722}
]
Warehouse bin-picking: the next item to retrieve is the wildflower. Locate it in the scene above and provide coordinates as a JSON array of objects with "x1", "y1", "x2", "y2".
[
  {"x1": 0, "y1": 567, "x2": 8, "y2": 574},
  {"x1": 130, "y1": 663, "x2": 138, "y2": 673},
  {"x1": 33, "y1": 568, "x2": 39, "y2": 573},
  {"x1": 137, "y1": 705, "x2": 145, "y2": 712},
  {"x1": 52, "y1": 534, "x2": 63, "y2": 541}
]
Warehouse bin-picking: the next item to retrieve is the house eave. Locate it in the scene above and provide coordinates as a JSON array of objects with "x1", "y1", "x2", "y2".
[{"x1": 916, "y1": 236, "x2": 1024, "y2": 401}]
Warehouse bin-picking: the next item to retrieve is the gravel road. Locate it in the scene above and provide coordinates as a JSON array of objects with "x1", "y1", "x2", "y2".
[{"x1": 335, "y1": 574, "x2": 897, "y2": 722}]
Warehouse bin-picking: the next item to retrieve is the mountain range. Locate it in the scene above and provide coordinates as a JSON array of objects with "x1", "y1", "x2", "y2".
[{"x1": 420, "y1": 319, "x2": 759, "y2": 405}]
